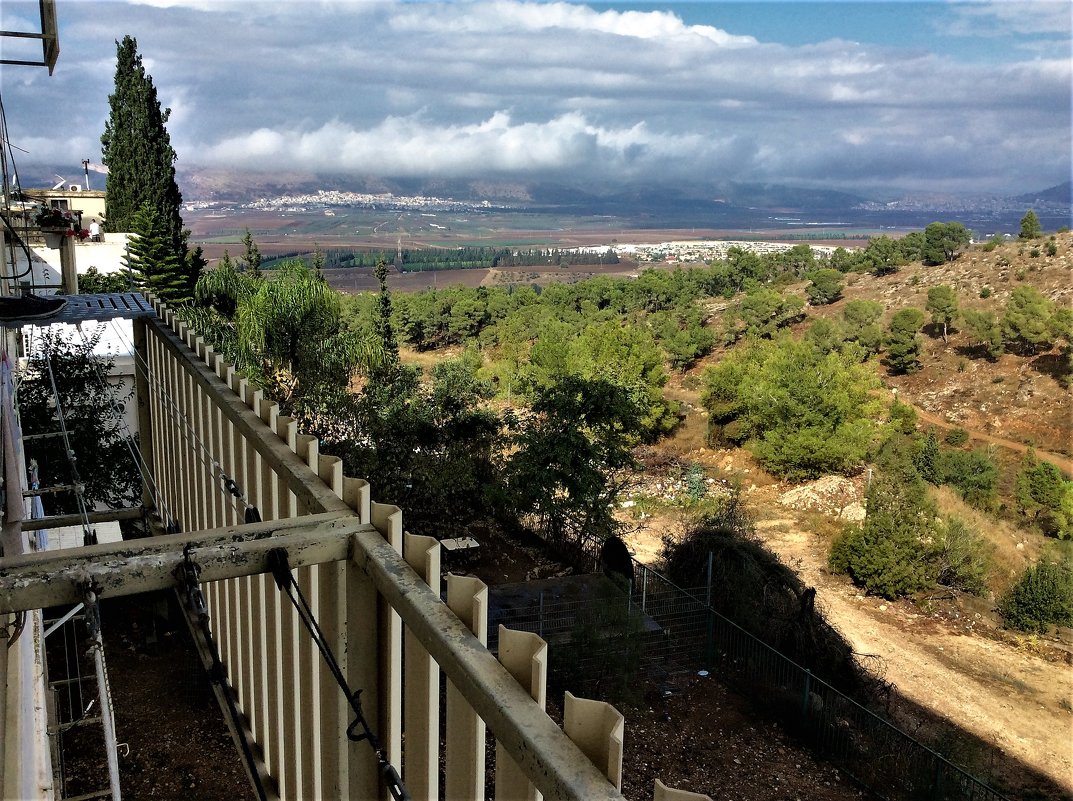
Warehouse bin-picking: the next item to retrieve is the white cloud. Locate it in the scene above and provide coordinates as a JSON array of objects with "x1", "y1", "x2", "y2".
[
  {"x1": 945, "y1": 1, "x2": 1072, "y2": 38},
  {"x1": 202, "y1": 111, "x2": 727, "y2": 179},
  {"x1": 4, "y1": 0, "x2": 1068, "y2": 195}
]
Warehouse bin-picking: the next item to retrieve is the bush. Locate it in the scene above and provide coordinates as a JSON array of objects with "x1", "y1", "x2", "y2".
[
  {"x1": 945, "y1": 428, "x2": 969, "y2": 447},
  {"x1": 938, "y1": 448, "x2": 999, "y2": 509},
  {"x1": 979, "y1": 287, "x2": 992, "y2": 299},
  {"x1": 829, "y1": 474, "x2": 939, "y2": 599},
  {"x1": 999, "y1": 559, "x2": 1073, "y2": 632},
  {"x1": 932, "y1": 516, "x2": 992, "y2": 596}
]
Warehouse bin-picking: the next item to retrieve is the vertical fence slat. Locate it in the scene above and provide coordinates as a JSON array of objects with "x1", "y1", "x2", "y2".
[
  {"x1": 495, "y1": 626, "x2": 547, "y2": 801},
  {"x1": 403, "y1": 533, "x2": 441, "y2": 801},
  {"x1": 446, "y1": 574, "x2": 488, "y2": 801},
  {"x1": 563, "y1": 692, "x2": 623, "y2": 791}
]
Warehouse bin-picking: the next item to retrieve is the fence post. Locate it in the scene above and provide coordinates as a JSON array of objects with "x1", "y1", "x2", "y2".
[
  {"x1": 801, "y1": 669, "x2": 812, "y2": 724},
  {"x1": 641, "y1": 567, "x2": 648, "y2": 615}
]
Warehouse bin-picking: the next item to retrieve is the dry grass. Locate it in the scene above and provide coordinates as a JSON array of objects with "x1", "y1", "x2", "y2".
[{"x1": 931, "y1": 485, "x2": 1040, "y2": 595}]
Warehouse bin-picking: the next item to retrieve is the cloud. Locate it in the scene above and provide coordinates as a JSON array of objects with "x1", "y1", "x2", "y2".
[
  {"x1": 202, "y1": 111, "x2": 731, "y2": 181},
  {"x1": 4, "y1": 0, "x2": 1069, "y2": 196},
  {"x1": 944, "y1": 1, "x2": 1072, "y2": 38}
]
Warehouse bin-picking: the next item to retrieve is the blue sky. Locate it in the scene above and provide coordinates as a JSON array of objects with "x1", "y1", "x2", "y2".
[{"x1": 1, "y1": 0, "x2": 1070, "y2": 197}]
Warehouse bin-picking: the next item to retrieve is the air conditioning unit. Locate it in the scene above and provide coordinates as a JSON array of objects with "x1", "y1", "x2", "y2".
[{"x1": 69, "y1": 185, "x2": 81, "y2": 192}]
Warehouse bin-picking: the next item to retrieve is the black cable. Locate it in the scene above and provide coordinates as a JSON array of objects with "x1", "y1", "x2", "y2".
[
  {"x1": 267, "y1": 548, "x2": 409, "y2": 801},
  {"x1": 175, "y1": 546, "x2": 270, "y2": 801}
]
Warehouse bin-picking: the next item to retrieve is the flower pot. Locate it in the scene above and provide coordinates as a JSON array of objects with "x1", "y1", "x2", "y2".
[{"x1": 40, "y1": 228, "x2": 67, "y2": 249}]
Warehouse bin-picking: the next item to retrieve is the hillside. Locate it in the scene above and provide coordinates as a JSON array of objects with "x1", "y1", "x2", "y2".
[
  {"x1": 623, "y1": 232, "x2": 1073, "y2": 796},
  {"x1": 813, "y1": 234, "x2": 1072, "y2": 457}
]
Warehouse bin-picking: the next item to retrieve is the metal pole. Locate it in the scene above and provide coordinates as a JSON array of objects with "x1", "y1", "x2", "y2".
[
  {"x1": 640, "y1": 568, "x2": 647, "y2": 615},
  {"x1": 83, "y1": 587, "x2": 122, "y2": 801},
  {"x1": 538, "y1": 591, "x2": 544, "y2": 638},
  {"x1": 90, "y1": 634, "x2": 122, "y2": 801},
  {"x1": 705, "y1": 552, "x2": 714, "y2": 608}
]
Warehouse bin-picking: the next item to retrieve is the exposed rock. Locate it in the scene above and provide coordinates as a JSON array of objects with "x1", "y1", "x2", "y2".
[{"x1": 778, "y1": 476, "x2": 863, "y2": 519}]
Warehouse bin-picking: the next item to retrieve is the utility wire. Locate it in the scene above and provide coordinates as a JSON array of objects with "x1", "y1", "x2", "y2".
[
  {"x1": 42, "y1": 339, "x2": 95, "y2": 545},
  {"x1": 71, "y1": 323, "x2": 169, "y2": 526}
]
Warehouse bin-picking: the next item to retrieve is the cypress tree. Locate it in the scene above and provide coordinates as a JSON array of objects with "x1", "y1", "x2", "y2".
[{"x1": 101, "y1": 36, "x2": 202, "y2": 300}]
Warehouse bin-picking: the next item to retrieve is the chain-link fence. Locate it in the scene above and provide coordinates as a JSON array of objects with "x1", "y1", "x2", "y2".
[{"x1": 492, "y1": 560, "x2": 1012, "y2": 801}]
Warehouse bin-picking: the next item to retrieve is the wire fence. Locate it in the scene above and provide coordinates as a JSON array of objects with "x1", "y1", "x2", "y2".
[{"x1": 492, "y1": 559, "x2": 1012, "y2": 801}]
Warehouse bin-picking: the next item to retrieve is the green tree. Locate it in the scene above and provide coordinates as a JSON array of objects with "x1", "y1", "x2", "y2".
[
  {"x1": 101, "y1": 36, "x2": 202, "y2": 300},
  {"x1": 962, "y1": 309, "x2": 1004, "y2": 360},
  {"x1": 18, "y1": 331, "x2": 139, "y2": 515},
  {"x1": 701, "y1": 336, "x2": 880, "y2": 479},
  {"x1": 805, "y1": 268, "x2": 844, "y2": 305},
  {"x1": 503, "y1": 375, "x2": 643, "y2": 549},
  {"x1": 864, "y1": 236, "x2": 902, "y2": 276},
  {"x1": 1019, "y1": 209, "x2": 1042, "y2": 240},
  {"x1": 841, "y1": 299, "x2": 884, "y2": 354},
  {"x1": 925, "y1": 285, "x2": 959, "y2": 343},
  {"x1": 241, "y1": 228, "x2": 263, "y2": 277},
  {"x1": 124, "y1": 202, "x2": 190, "y2": 301},
  {"x1": 1015, "y1": 452, "x2": 1071, "y2": 536},
  {"x1": 829, "y1": 472, "x2": 940, "y2": 599},
  {"x1": 1002, "y1": 286, "x2": 1054, "y2": 354},
  {"x1": 234, "y1": 261, "x2": 382, "y2": 427},
  {"x1": 922, "y1": 222, "x2": 971, "y2": 265},
  {"x1": 885, "y1": 307, "x2": 927, "y2": 373},
  {"x1": 726, "y1": 287, "x2": 805, "y2": 341},
  {"x1": 999, "y1": 558, "x2": 1073, "y2": 632},
  {"x1": 938, "y1": 448, "x2": 999, "y2": 509}
]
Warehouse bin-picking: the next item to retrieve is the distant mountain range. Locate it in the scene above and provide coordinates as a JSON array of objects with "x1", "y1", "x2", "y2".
[{"x1": 18, "y1": 164, "x2": 1070, "y2": 230}]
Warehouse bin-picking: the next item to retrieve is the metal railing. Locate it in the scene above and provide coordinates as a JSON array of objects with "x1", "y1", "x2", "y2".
[{"x1": 496, "y1": 553, "x2": 1013, "y2": 801}]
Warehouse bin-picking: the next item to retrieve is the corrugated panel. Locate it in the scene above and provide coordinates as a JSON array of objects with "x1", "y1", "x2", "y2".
[{"x1": 0, "y1": 292, "x2": 156, "y2": 328}]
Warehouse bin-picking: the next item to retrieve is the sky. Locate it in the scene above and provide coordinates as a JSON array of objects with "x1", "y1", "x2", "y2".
[{"x1": 1, "y1": 0, "x2": 1070, "y2": 198}]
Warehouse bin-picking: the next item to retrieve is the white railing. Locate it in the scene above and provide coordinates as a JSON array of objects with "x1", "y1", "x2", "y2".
[{"x1": 0, "y1": 297, "x2": 711, "y2": 801}]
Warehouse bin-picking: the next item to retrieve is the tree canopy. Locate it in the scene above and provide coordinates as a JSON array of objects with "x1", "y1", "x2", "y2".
[
  {"x1": 101, "y1": 35, "x2": 202, "y2": 300},
  {"x1": 701, "y1": 335, "x2": 881, "y2": 479}
]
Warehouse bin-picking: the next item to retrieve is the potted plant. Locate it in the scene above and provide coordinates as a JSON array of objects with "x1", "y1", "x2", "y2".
[{"x1": 34, "y1": 206, "x2": 75, "y2": 248}]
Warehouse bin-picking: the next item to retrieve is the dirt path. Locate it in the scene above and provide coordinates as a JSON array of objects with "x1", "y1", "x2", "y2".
[
  {"x1": 752, "y1": 513, "x2": 1073, "y2": 793},
  {"x1": 902, "y1": 396, "x2": 1072, "y2": 475}
]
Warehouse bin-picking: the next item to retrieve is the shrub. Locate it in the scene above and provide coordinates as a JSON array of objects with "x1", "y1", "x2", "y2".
[
  {"x1": 932, "y1": 516, "x2": 992, "y2": 596},
  {"x1": 829, "y1": 473, "x2": 939, "y2": 599},
  {"x1": 1046, "y1": 241, "x2": 1058, "y2": 257},
  {"x1": 938, "y1": 448, "x2": 999, "y2": 509},
  {"x1": 999, "y1": 560, "x2": 1073, "y2": 632},
  {"x1": 944, "y1": 428, "x2": 969, "y2": 447},
  {"x1": 979, "y1": 287, "x2": 992, "y2": 299}
]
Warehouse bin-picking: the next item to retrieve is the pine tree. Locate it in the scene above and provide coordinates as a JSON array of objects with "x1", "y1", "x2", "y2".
[
  {"x1": 124, "y1": 203, "x2": 190, "y2": 301},
  {"x1": 1019, "y1": 209, "x2": 1042, "y2": 240},
  {"x1": 101, "y1": 36, "x2": 202, "y2": 300},
  {"x1": 241, "y1": 228, "x2": 263, "y2": 277}
]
